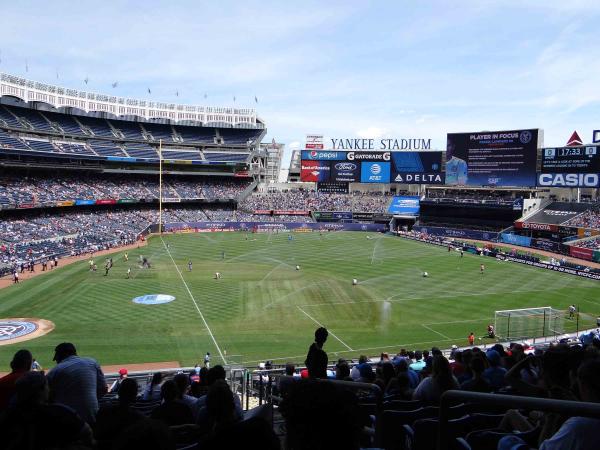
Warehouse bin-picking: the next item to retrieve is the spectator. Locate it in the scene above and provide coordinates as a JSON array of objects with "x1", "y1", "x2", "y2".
[
  {"x1": 305, "y1": 327, "x2": 329, "y2": 379},
  {"x1": 281, "y1": 379, "x2": 363, "y2": 450},
  {"x1": 413, "y1": 355, "x2": 459, "y2": 404},
  {"x1": 0, "y1": 371, "x2": 93, "y2": 448},
  {"x1": 482, "y1": 349, "x2": 507, "y2": 390},
  {"x1": 410, "y1": 350, "x2": 426, "y2": 372},
  {"x1": 150, "y1": 380, "x2": 194, "y2": 426},
  {"x1": 46, "y1": 342, "x2": 107, "y2": 424},
  {"x1": 109, "y1": 367, "x2": 128, "y2": 393},
  {"x1": 143, "y1": 372, "x2": 163, "y2": 401},
  {"x1": 95, "y1": 377, "x2": 145, "y2": 450},
  {"x1": 460, "y1": 356, "x2": 492, "y2": 393},
  {"x1": 0, "y1": 349, "x2": 32, "y2": 410}
]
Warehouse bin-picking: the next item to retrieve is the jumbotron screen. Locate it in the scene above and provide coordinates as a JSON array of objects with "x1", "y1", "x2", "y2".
[
  {"x1": 445, "y1": 129, "x2": 539, "y2": 187},
  {"x1": 300, "y1": 150, "x2": 443, "y2": 184}
]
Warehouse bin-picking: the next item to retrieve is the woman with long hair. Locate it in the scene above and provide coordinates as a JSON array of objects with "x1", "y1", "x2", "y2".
[{"x1": 413, "y1": 355, "x2": 459, "y2": 404}]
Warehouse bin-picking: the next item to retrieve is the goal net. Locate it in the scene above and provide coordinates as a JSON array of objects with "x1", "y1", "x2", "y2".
[{"x1": 494, "y1": 307, "x2": 565, "y2": 341}]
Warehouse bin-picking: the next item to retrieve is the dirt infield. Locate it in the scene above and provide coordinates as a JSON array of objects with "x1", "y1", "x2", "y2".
[
  {"x1": 0, "y1": 241, "x2": 148, "y2": 290},
  {"x1": 102, "y1": 361, "x2": 181, "y2": 375},
  {"x1": 0, "y1": 318, "x2": 55, "y2": 346}
]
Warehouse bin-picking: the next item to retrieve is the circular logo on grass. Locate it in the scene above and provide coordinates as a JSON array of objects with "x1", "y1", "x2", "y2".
[
  {"x1": 0, "y1": 320, "x2": 38, "y2": 341},
  {"x1": 133, "y1": 294, "x2": 176, "y2": 305}
]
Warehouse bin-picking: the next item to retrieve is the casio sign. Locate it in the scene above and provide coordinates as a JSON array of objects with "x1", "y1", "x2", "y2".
[
  {"x1": 334, "y1": 162, "x2": 357, "y2": 171},
  {"x1": 538, "y1": 173, "x2": 600, "y2": 187}
]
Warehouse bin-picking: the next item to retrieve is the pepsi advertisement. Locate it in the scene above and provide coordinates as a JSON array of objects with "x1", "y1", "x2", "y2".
[
  {"x1": 446, "y1": 129, "x2": 539, "y2": 187},
  {"x1": 390, "y1": 151, "x2": 443, "y2": 184}
]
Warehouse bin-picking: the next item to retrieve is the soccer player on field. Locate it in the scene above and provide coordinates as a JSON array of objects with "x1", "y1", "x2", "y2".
[
  {"x1": 188, "y1": 260, "x2": 193, "y2": 272},
  {"x1": 568, "y1": 304, "x2": 576, "y2": 319},
  {"x1": 124, "y1": 252, "x2": 128, "y2": 261},
  {"x1": 480, "y1": 264, "x2": 485, "y2": 274},
  {"x1": 468, "y1": 332, "x2": 475, "y2": 346},
  {"x1": 127, "y1": 268, "x2": 131, "y2": 279}
]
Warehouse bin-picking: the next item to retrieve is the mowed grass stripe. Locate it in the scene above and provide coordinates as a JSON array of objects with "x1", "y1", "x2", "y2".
[{"x1": 0, "y1": 232, "x2": 597, "y2": 367}]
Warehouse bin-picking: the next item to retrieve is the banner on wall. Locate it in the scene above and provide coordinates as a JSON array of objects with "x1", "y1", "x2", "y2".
[
  {"x1": 500, "y1": 233, "x2": 532, "y2": 247},
  {"x1": 388, "y1": 196, "x2": 420, "y2": 215},
  {"x1": 412, "y1": 225, "x2": 499, "y2": 241}
]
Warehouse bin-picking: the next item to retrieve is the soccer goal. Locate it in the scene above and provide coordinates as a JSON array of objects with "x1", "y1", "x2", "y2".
[{"x1": 494, "y1": 307, "x2": 565, "y2": 341}]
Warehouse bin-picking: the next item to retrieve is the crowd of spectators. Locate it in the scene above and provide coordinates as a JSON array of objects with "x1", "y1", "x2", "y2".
[
  {"x1": 424, "y1": 189, "x2": 524, "y2": 205},
  {"x1": 573, "y1": 236, "x2": 600, "y2": 250},
  {"x1": 0, "y1": 173, "x2": 250, "y2": 207},
  {"x1": 4, "y1": 327, "x2": 600, "y2": 449},
  {"x1": 240, "y1": 190, "x2": 392, "y2": 213},
  {"x1": 563, "y1": 205, "x2": 600, "y2": 230},
  {"x1": 0, "y1": 343, "x2": 279, "y2": 449}
]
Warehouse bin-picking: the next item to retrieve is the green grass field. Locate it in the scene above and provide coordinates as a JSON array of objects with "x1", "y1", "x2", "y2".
[{"x1": 0, "y1": 231, "x2": 598, "y2": 369}]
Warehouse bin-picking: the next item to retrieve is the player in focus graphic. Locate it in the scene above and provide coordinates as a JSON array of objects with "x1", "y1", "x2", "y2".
[{"x1": 444, "y1": 138, "x2": 468, "y2": 186}]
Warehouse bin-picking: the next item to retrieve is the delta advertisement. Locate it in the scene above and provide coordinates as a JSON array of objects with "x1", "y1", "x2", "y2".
[
  {"x1": 388, "y1": 196, "x2": 420, "y2": 215},
  {"x1": 300, "y1": 151, "x2": 443, "y2": 184},
  {"x1": 538, "y1": 145, "x2": 600, "y2": 187},
  {"x1": 445, "y1": 129, "x2": 539, "y2": 187},
  {"x1": 412, "y1": 225, "x2": 499, "y2": 241}
]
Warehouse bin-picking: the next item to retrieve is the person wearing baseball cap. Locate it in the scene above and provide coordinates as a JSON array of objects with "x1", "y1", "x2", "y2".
[
  {"x1": 109, "y1": 368, "x2": 128, "y2": 393},
  {"x1": 46, "y1": 342, "x2": 107, "y2": 424}
]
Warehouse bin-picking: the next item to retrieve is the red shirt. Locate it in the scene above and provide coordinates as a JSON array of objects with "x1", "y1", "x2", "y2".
[{"x1": 0, "y1": 369, "x2": 28, "y2": 410}]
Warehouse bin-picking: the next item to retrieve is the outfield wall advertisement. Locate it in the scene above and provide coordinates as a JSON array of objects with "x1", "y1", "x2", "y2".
[
  {"x1": 500, "y1": 256, "x2": 600, "y2": 280},
  {"x1": 538, "y1": 145, "x2": 600, "y2": 187},
  {"x1": 412, "y1": 225, "x2": 499, "y2": 241},
  {"x1": 162, "y1": 221, "x2": 387, "y2": 233},
  {"x1": 445, "y1": 129, "x2": 539, "y2": 187},
  {"x1": 300, "y1": 151, "x2": 443, "y2": 184}
]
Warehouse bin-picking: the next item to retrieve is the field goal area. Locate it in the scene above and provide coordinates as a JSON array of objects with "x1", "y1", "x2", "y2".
[{"x1": 494, "y1": 307, "x2": 565, "y2": 341}]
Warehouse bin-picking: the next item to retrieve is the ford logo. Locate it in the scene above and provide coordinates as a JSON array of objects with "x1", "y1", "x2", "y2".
[{"x1": 335, "y1": 162, "x2": 356, "y2": 170}]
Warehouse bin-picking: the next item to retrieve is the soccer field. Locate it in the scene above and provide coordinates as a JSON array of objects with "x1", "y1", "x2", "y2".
[{"x1": 0, "y1": 231, "x2": 598, "y2": 369}]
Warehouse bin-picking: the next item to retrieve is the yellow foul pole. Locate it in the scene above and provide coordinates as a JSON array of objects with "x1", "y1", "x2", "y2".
[{"x1": 159, "y1": 139, "x2": 163, "y2": 234}]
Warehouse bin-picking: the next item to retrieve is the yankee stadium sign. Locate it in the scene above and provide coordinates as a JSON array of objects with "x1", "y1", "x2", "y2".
[{"x1": 331, "y1": 138, "x2": 432, "y2": 150}]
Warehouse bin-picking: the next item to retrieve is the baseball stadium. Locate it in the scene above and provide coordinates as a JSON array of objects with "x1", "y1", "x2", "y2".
[{"x1": 1, "y1": 2, "x2": 600, "y2": 449}]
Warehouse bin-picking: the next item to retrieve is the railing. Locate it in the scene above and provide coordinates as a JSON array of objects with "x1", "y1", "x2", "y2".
[{"x1": 439, "y1": 390, "x2": 600, "y2": 450}]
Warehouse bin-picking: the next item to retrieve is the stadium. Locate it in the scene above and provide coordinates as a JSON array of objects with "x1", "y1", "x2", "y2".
[{"x1": 1, "y1": 3, "x2": 600, "y2": 449}]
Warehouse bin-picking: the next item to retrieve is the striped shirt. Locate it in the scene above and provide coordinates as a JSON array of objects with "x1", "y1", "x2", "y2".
[{"x1": 47, "y1": 355, "x2": 106, "y2": 424}]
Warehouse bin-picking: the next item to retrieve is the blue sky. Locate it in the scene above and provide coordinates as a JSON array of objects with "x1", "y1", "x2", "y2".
[{"x1": 1, "y1": 1, "x2": 599, "y2": 167}]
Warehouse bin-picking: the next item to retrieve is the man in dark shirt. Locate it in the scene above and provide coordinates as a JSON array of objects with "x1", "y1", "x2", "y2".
[
  {"x1": 305, "y1": 327, "x2": 329, "y2": 378},
  {"x1": 151, "y1": 380, "x2": 194, "y2": 426},
  {"x1": 0, "y1": 349, "x2": 32, "y2": 410},
  {"x1": 0, "y1": 371, "x2": 93, "y2": 448},
  {"x1": 94, "y1": 378, "x2": 144, "y2": 450}
]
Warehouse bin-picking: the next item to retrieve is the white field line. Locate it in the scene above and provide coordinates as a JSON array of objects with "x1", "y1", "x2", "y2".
[
  {"x1": 422, "y1": 323, "x2": 451, "y2": 340},
  {"x1": 160, "y1": 236, "x2": 226, "y2": 364},
  {"x1": 259, "y1": 263, "x2": 283, "y2": 283},
  {"x1": 296, "y1": 306, "x2": 354, "y2": 351}
]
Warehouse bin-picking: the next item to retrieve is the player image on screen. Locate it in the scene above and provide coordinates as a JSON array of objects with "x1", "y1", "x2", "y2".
[{"x1": 445, "y1": 138, "x2": 468, "y2": 185}]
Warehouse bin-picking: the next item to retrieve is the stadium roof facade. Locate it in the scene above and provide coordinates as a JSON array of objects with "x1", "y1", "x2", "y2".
[{"x1": 0, "y1": 72, "x2": 264, "y2": 129}]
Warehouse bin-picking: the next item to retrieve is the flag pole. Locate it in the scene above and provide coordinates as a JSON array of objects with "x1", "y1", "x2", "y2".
[{"x1": 159, "y1": 139, "x2": 163, "y2": 234}]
